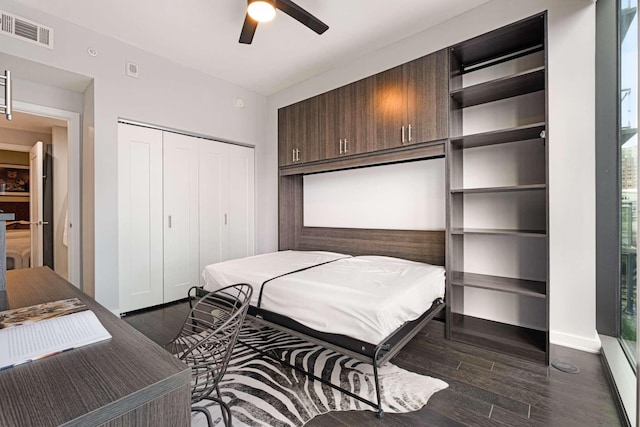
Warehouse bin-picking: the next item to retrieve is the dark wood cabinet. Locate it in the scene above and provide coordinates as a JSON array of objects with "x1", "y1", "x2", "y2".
[
  {"x1": 406, "y1": 50, "x2": 449, "y2": 145},
  {"x1": 320, "y1": 76, "x2": 376, "y2": 159},
  {"x1": 374, "y1": 50, "x2": 449, "y2": 149},
  {"x1": 278, "y1": 97, "x2": 321, "y2": 166},
  {"x1": 278, "y1": 49, "x2": 449, "y2": 168}
]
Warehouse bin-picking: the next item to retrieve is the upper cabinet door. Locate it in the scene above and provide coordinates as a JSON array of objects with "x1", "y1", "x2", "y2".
[
  {"x1": 278, "y1": 98, "x2": 321, "y2": 166},
  {"x1": 374, "y1": 49, "x2": 449, "y2": 149},
  {"x1": 374, "y1": 64, "x2": 406, "y2": 150},
  {"x1": 320, "y1": 83, "x2": 374, "y2": 159},
  {"x1": 341, "y1": 76, "x2": 376, "y2": 156},
  {"x1": 405, "y1": 50, "x2": 449, "y2": 144}
]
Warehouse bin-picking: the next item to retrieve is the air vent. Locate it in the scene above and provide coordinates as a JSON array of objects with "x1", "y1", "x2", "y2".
[
  {"x1": 126, "y1": 62, "x2": 139, "y2": 78},
  {"x1": 0, "y1": 10, "x2": 53, "y2": 49}
]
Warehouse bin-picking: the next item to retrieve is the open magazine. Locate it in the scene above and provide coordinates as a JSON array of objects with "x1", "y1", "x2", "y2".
[{"x1": 0, "y1": 298, "x2": 111, "y2": 370}]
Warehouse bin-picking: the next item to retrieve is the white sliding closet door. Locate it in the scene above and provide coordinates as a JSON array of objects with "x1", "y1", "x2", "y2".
[
  {"x1": 227, "y1": 144, "x2": 255, "y2": 260},
  {"x1": 118, "y1": 124, "x2": 164, "y2": 312},
  {"x1": 199, "y1": 140, "x2": 228, "y2": 283},
  {"x1": 163, "y1": 133, "x2": 200, "y2": 302},
  {"x1": 199, "y1": 142, "x2": 255, "y2": 283}
]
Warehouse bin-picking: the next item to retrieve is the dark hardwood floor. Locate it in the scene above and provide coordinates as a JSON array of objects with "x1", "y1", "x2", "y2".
[{"x1": 124, "y1": 301, "x2": 622, "y2": 427}]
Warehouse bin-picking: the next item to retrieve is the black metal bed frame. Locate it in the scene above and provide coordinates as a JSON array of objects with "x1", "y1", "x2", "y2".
[{"x1": 190, "y1": 286, "x2": 445, "y2": 419}]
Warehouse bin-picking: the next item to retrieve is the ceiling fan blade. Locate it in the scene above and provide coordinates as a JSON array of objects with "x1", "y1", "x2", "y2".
[
  {"x1": 276, "y1": 0, "x2": 329, "y2": 35},
  {"x1": 239, "y1": 13, "x2": 258, "y2": 44}
]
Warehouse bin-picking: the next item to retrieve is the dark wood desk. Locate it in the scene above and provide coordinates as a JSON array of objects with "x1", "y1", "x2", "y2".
[{"x1": 0, "y1": 267, "x2": 191, "y2": 426}]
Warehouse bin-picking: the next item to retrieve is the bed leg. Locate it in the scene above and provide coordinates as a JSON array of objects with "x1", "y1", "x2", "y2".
[{"x1": 373, "y1": 346, "x2": 385, "y2": 419}]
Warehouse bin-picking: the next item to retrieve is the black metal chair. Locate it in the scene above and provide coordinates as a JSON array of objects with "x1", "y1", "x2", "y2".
[{"x1": 165, "y1": 283, "x2": 252, "y2": 427}]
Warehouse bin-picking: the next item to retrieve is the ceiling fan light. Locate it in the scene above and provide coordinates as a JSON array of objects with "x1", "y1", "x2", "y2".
[{"x1": 247, "y1": 0, "x2": 276, "y2": 23}]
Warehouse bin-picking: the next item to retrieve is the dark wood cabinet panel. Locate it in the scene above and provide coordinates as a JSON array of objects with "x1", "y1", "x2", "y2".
[
  {"x1": 278, "y1": 97, "x2": 321, "y2": 166},
  {"x1": 320, "y1": 76, "x2": 376, "y2": 158},
  {"x1": 374, "y1": 50, "x2": 449, "y2": 149},
  {"x1": 278, "y1": 49, "x2": 449, "y2": 166},
  {"x1": 406, "y1": 50, "x2": 449, "y2": 144},
  {"x1": 374, "y1": 64, "x2": 406, "y2": 150}
]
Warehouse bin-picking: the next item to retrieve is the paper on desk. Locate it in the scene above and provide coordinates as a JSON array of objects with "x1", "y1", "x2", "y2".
[{"x1": 0, "y1": 310, "x2": 111, "y2": 370}]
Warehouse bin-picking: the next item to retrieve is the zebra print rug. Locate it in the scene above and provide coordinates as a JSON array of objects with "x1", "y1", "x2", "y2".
[{"x1": 192, "y1": 321, "x2": 448, "y2": 426}]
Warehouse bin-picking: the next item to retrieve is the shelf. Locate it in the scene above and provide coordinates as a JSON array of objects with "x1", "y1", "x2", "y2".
[
  {"x1": 450, "y1": 67, "x2": 545, "y2": 108},
  {"x1": 450, "y1": 272, "x2": 546, "y2": 298},
  {"x1": 450, "y1": 184, "x2": 545, "y2": 194},
  {"x1": 451, "y1": 313, "x2": 547, "y2": 363},
  {"x1": 450, "y1": 123, "x2": 546, "y2": 149},
  {"x1": 451, "y1": 14, "x2": 545, "y2": 71},
  {"x1": 451, "y1": 228, "x2": 546, "y2": 238}
]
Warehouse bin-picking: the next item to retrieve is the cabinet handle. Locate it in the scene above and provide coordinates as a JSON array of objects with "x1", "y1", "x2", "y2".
[
  {"x1": 292, "y1": 149, "x2": 296, "y2": 162},
  {"x1": 339, "y1": 139, "x2": 343, "y2": 154},
  {"x1": 168, "y1": 215, "x2": 172, "y2": 228},
  {"x1": 224, "y1": 214, "x2": 227, "y2": 225},
  {"x1": 401, "y1": 125, "x2": 405, "y2": 144},
  {"x1": 296, "y1": 149, "x2": 300, "y2": 161},
  {"x1": 344, "y1": 139, "x2": 349, "y2": 153},
  {"x1": 408, "y1": 124, "x2": 412, "y2": 142}
]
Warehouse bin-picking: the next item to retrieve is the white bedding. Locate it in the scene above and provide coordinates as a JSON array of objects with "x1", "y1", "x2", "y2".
[
  {"x1": 202, "y1": 251, "x2": 445, "y2": 345},
  {"x1": 6, "y1": 229, "x2": 31, "y2": 269}
]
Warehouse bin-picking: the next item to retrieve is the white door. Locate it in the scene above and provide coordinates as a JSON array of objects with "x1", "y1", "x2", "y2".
[
  {"x1": 29, "y1": 141, "x2": 43, "y2": 268},
  {"x1": 227, "y1": 145, "x2": 255, "y2": 260},
  {"x1": 117, "y1": 124, "x2": 164, "y2": 312},
  {"x1": 198, "y1": 140, "x2": 228, "y2": 284},
  {"x1": 163, "y1": 132, "x2": 199, "y2": 302}
]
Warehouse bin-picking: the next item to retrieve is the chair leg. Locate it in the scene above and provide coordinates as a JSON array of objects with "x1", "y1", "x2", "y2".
[
  {"x1": 215, "y1": 384, "x2": 232, "y2": 427},
  {"x1": 200, "y1": 395, "x2": 232, "y2": 427},
  {"x1": 191, "y1": 406, "x2": 214, "y2": 427}
]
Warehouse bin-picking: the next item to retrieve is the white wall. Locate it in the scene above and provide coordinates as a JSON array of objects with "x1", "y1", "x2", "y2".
[
  {"x1": 304, "y1": 159, "x2": 446, "y2": 230},
  {"x1": 267, "y1": 0, "x2": 598, "y2": 351},
  {"x1": 0, "y1": 0, "x2": 267, "y2": 313},
  {"x1": 82, "y1": 81, "x2": 94, "y2": 298},
  {"x1": 52, "y1": 125, "x2": 68, "y2": 280}
]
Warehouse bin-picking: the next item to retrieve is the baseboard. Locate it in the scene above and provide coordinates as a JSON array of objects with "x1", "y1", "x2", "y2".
[{"x1": 550, "y1": 329, "x2": 601, "y2": 353}]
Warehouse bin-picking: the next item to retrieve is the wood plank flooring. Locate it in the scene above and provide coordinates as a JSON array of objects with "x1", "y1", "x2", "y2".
[{"x1": 123, "y1": 301, "x2": 622, "y2": 427}]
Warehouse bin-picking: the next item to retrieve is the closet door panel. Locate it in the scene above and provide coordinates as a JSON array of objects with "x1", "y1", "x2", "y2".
[
  {"x1": 163, "y1": 133, "x2": 200, "y2": 302},
  {"x1": 198, "y1": 140, "x2": 229, "y2": 284},
  {"x1": 117, "y1": 124, "x2": 163, "y2": 312},
  {"x1": 227, "y1": 145, "x2": 255, "y2": 260}
]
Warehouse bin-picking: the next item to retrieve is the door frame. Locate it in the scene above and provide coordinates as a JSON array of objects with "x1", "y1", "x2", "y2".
[{"x1": 8, "y1": 101, "x2": 81, "y2": 287}]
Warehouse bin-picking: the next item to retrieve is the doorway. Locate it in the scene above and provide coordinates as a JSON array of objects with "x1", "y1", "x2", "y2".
[{"x1": 0, "y1": 108, "x2": 78, "y2": 283}]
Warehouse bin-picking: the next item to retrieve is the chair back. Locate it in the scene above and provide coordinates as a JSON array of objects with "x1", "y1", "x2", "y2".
[{"x1": 167, "y1": 283, "x2": 252, "y2": 403}]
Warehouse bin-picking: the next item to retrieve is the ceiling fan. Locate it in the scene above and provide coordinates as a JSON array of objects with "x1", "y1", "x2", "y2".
[{"x1": 239, "y1": 0, "x2": 329, "y2": 44}]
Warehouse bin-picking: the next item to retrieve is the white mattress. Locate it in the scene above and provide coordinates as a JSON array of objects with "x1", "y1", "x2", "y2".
[
  {"x1": 202, "y1": 251, "x2": 445, "y2": 345},
  {"x1": 6, "y1": 229, "x2": 31, "y2": 270}
]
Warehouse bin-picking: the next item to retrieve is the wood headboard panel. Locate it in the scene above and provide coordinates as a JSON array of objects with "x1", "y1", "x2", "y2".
[
  {"x1": 298, "y1": 227, "x2": 445, "y2": 266},
  {"x1": 279, "y1": 174, "x2": 446, "y2": 266}
]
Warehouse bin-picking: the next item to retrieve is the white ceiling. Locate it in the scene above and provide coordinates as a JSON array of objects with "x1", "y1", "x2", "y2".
[{"x1": 14, "y1": 0, "x2": 491, "y2": 95}]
